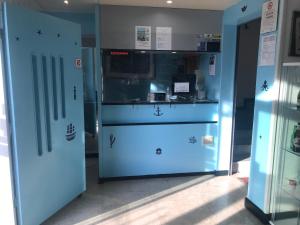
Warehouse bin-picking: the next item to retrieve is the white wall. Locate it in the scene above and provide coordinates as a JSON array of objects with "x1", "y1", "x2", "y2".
[{"x1": 0, "y1": 32, "x2": 16, "y2": 225}]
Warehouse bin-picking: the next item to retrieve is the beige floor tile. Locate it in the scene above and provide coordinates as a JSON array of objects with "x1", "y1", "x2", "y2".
[{"x1": 43, "y1": 159, "x2": 264, "y2": 225}]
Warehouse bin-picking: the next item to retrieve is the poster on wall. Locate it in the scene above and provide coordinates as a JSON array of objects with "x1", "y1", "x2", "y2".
[
  {"x1": 209, "y1": 55, "x2": 216, "y2": 76},
  {"x1": 259, "y1": 33, "x2": 277, "y2": 66},
  {"x1": 260, "y1": 0, "x2": 279, "y2": 34},
  {"x1": 156, "y1": 27, "x2": 172, "y2": 50},
  {"x1": 135, "y1": 26, "x2": 151, "y2": 49}
]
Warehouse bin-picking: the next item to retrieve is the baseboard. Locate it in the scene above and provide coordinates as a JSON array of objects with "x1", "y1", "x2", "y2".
[
  {"x1": 215, "y1": 170, "x2": 229, "y2": 176},
  {"x1": 85, "y1": 153, "x2": 98, "y2": 158},
  {"x1": 98, "y1": 171, "x2": 219, "y2": 183},
  {"x1": 273, "y1": 211, "x2": 299, "y2": 220},
  {"x1": 244, "y1": 198, "x2": 271, "y2": 225}
]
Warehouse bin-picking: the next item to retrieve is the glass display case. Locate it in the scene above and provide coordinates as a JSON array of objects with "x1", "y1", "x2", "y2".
[
  {"x1": 101, "y1": 49, "x2": 220, "y2": 104},
  {"x1": 271, "y1": 65, "x2": 300, "y2": 225}
]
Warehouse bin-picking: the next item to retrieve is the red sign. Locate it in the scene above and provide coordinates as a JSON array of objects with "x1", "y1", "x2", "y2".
[
  {"x1": 75, "y1": 58, "x2": 81, "y2": 69},
  {"x1": 111, "y1": 51, "x2": 128, "y2": 55}
]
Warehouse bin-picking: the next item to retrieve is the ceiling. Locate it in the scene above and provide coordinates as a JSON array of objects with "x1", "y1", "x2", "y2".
[
  {"x1": 1, "y1": 0, "x2": 240, "y2": 12},
  {"x1": 99, "y1": 0, "x2": 240, "y2": 11}
]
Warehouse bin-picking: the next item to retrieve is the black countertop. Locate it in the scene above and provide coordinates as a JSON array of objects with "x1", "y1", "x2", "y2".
[{"x1": 102, "y1": 100, "x2": 219, "y2": 105}]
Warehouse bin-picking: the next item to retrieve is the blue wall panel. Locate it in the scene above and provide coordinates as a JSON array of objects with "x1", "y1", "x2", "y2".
[
  {"x1": 47, "y1": 12, "x2": 95, "y2": 36},
  {"x1": 221, "y1": 0, "x2": 279, "y2": 212},
  {"x1": 3, "y1": 4, "x2": 85, "y2": 225}
]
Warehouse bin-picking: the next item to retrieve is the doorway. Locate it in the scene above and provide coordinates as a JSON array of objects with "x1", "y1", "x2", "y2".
[{"x1": 231, "y1": 18, "x2": 261, "y2": 180}]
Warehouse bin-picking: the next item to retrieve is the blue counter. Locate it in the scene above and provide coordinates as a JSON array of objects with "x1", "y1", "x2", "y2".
[{"x1": 100, "y1": 103, "x2": 220, "y2": 179}]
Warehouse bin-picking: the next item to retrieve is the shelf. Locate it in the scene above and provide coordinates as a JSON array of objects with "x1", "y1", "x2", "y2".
[
  {"x1": 286, "y1": 149, "x2": 300, "y2": 157},
  {"x1": 282, "y1": 184, "x2": 300, "y2": 202},
  {"x1": 101, "y1": 48, "x2": 221, "y2": 54},
  {"x1": 102, "y1": 100, "x2": 219, "y2": 105},
  {"x1": 283, "y1": 62, "x2": 300, "y2": 67}
]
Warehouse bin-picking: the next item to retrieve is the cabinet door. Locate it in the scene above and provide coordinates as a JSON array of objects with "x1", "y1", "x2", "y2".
[{"x1": 101, "y1": 123, "x2": 218, "y2": 178}]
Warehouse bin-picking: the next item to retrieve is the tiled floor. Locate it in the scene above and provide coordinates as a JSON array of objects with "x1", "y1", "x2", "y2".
[{"x1": 43, "y1": 159, "x2": 263, "y2": 225}]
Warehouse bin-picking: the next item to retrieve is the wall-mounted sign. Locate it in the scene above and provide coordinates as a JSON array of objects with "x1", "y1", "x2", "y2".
[
  {"x1": 209, "y1": 55, "x2": 216, "y2": 76},
  {"x1": 174, "y1": 82, "x2": 189, "y2": 93},
  {"x1": 135, "y1": 26, "x2": 151, "y2": 50},
  {"x1": 259, "y1": 33, "x2": 277, "y2": 66},
  {"x1": 156, "y1": 27, "x2": 172, "y2": 50},
  {"x1": 75, "y1": 58, "x2": 81, "y2": 69},
  {"x1": 260, "y1": 0, "x2": 279, "y2": 34}
]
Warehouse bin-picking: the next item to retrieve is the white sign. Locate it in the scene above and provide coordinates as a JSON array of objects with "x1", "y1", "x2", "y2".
[
  {"x1": 209, "y1": 55, "x2": 216, "y2": 76},
  {"x1": 260, "y1": 33, "x2": 277, "y2": 66},
  {"x1": 156, "y1": 27, "x2": 172, "y2": 50},
  {"x1": 174, "y1": 82, "x2": 190, "y2": 93},
  {"x1": 135, "y1": 26, "x2": 151, "y2": 49},
  {"x1": 260, "y1": 0, "x2": 278, "y2": 34}
]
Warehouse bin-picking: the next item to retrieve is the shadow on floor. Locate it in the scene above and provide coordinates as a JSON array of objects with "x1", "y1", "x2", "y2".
[{"x1": 43, "y1": 159, "x2": 263, "y2": 225}]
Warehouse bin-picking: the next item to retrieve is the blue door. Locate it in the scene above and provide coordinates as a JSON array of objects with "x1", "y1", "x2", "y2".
[{"x1": 3, "y1": 4, "x2": 85, "y2": 225}]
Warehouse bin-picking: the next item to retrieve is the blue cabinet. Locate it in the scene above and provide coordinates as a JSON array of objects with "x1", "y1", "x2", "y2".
[{"x1": 100, "y1": 123, "x2": 218, "y2": 178}]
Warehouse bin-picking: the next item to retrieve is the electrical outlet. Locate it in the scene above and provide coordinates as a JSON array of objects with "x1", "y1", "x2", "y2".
[{"x1": 202, "y1": 136, "x2": 214, "y2": 145}]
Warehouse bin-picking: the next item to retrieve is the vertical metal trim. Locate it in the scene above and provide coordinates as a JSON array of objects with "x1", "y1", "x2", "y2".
[
  {"x1": 32, "y1": 55, "x2": 43, "y2": 156},
  {"x1": 59, "y1": 57, "x2": 66, "y2": 118},
  {"x1": 42, "y1": 56, "x2": 52, "y2": 152},
  {"x1": 51, "y1": 56, "x2": 58, "y2": 120}
]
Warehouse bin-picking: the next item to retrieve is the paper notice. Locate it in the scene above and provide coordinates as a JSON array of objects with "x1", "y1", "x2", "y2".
[
  {"x1": 156, "y1": 27, "x2": 172, "y2": 50},
  {"x1": 135, "y1": 26, "x2": 151, "y2": 49},
  {"x1": 260, "y1": 0, "x2": 279, "y2": 34},
  {"x1": 174, "y1": 82, "x2": 190, "y2": 93},
  {"x1": 260, "y1": 33, "x2": 277, "y2": 66}
]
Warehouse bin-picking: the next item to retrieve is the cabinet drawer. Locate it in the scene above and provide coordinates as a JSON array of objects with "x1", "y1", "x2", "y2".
[{"x1": 101, "y1": 123, "x2": 218, "y2": 178}]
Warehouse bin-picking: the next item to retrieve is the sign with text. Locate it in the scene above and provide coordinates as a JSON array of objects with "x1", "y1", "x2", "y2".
[{"x1": 260, "y1": 0, "x2": 279, "y2": 34}]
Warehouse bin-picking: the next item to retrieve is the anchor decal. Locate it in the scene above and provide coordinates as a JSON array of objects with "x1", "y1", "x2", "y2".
[
  {"x1": 154, "y1": 106, "x2": 163, "y2": 117},
  {"x1": 261, "y1": 80, "x2": 269, "y2": 91}
]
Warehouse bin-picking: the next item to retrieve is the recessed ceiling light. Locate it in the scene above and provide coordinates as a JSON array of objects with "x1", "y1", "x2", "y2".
[
  {"x1": 166, "y1": 0, "x2": 173, "y2": 4},
  {"x1": 64, "y1": 0, "x2": 69, "y2": 5}
]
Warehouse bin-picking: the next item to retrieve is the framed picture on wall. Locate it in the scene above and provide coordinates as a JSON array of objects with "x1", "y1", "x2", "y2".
[{"x1": 290, "y1": 11, "x2": 300, "y2": 57}]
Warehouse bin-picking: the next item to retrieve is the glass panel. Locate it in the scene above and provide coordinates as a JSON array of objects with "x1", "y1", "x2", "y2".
[
  {"x1": 271, "y1": 66, "x2": 300, "y2": 225},
  {"x1": 102, "y1": 50, "x2": 220, "y2": 104}
]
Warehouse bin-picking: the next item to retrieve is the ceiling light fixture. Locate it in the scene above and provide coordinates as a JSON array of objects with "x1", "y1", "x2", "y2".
[
  {"x1": 64, "y1": 0, "x2": 69, "y2": 5},
  {"x1": 166, "y1": 0, "x2": 173, "y2": 4}
]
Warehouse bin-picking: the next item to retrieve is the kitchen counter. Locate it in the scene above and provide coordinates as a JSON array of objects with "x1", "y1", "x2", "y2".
[{"x1": 102, "y1": 99, "x2": 219, "y2": 105}]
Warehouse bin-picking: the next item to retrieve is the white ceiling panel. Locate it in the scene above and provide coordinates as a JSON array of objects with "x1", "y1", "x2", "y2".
[
  {"x1": 0, "y1": 0, "x2": 240, "y2": 12},
  {"x1": 99, "y1": 0, "x2": 240, "y2": 11}
]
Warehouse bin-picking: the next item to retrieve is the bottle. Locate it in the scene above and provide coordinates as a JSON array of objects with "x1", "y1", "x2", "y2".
[
  {"x1": 166, "y1": 87, "x2": 171, "y2": 102},
  {"x1": 291, "y1": 122, "x2": 300, "y2": 153}
]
